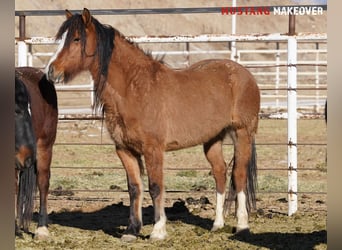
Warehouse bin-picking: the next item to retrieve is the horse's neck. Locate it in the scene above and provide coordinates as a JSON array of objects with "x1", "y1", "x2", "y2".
[
  {"x1": 113, "y1": 34, "x2": 157, "y2": 74},
  {"x1": 102, "y1": 33, "x2": 163, "y2": 97}
]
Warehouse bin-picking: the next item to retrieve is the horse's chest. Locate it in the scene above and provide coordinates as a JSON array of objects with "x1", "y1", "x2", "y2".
[
  {"x1": 104, "y1": 112, "x2": 142, "y2": 151},
  {"x1": 105, "y1": 113, "x2": 125, "y2": 145}
]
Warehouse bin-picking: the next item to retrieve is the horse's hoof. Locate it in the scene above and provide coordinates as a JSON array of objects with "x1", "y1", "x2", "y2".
[
  {"x1": 15, "y1": 230, "x2": 24, "y2": 238},
  {"x1": 211, "y1": 224, "x2": 224, "y2": 232},
  {"x1": 34, "y1": 226, "x2": 49, "y2": 240},
  {"x1": 150, "y1": 231, "x2": 167, "y2": 241},
  {"x1": 121, "y1": 234, "x2": 137, "y2": 242}
]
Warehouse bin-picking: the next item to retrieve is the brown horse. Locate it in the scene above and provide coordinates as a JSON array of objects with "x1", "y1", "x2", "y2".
[
  {"x1": 15, "y1": 67, "x2": 58, "y2": 239},
  {"x1": 46, "y1": 8, "x2": 260, "y2": 241}
]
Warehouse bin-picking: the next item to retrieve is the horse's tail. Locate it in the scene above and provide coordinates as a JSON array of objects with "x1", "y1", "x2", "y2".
[
  {"x1": 246, "y1": 139, "x2": 258, "y2": 211},
  {"x1": 225, "y1": 138, "x2": 257, "y2": 214},
  {"x1": 17, "y1": 162, "x2": 37, "y2": 232}
]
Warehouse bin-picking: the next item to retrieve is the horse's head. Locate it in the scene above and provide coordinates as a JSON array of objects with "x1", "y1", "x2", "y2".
[{"x1": 46, "y1": 8, "x2": 98, "y2": 83}]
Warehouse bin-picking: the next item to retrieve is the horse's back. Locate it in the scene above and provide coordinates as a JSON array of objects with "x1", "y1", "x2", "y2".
[
  {"x1": 176, "y1": 59, "x2": 259, "y2": 100},
  {"x1": 187, "y1": 59, "x2": 257, "y2": 88},
  {"x1": 188, "y1": 58, "x2": 260, "y2": 125},
  {"x1": 15, "y1": 67, "x2": 58, "y2": 108}
]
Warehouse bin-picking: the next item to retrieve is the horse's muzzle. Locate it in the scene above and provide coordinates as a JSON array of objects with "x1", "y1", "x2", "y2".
[{"x1": 47, "y1": 65, "x2": 64, "y2": 83}]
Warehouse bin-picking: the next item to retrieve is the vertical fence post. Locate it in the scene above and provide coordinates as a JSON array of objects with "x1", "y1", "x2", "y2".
[
  {"x1": 230, "y1": 0, "x2": 237, "y2": 61},
  {"x1": 185, "y1": 42, "x2": 190, "y2": 67},
  {"x1": 275, "y1": 42, "x2": 280, "y2": 110},
  {"x1": 17, "y1": 41, "x2": 28, "y2": 67},
  {"x1": 90, "y1": 79, "x2": 95, "y2": 111},
  {"x1": 18, "y1": 15, "x2": 28, "y2": 67},
  {"x1": 287, "y1": 15, "x2": 298, "y2": 216},
  {"x1": 315, "y1": 43, "x2": 320, "y2": 112}
]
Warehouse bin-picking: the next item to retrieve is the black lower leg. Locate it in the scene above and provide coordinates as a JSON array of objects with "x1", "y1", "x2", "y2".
[
  {"x1": 124, "y1": 182, "x2": 142, "y2": 235},
  {"x1": 149, "y1": 182, "x2": 161, "y2": 223}
]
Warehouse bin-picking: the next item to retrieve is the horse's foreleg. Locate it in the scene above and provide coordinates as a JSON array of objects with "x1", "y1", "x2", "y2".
[
  {"x1": 144, "y1": 146, "x2": 167, "y2": 240},
  {"x1": 204, "y1": 139, "x2": 227, "y2": 231},
  {"x1": 35, "y1": 144, "x2": 52, "y2": 239},
  {"x1": 232, "y1": 128, "x2": 253, "y2": 232},
  {"x1": 116, "y1": 148, "x2": 143, "y2": 242}
]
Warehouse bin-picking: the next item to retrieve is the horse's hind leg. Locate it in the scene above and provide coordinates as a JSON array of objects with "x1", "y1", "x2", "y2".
[
  {"x1": 116, "y1": 148, "x2": 144, "y2": 242},
  {"x1": 230, "y1": 127, "x2": 256, "y2": 233},
  {"x1": 34, "y1": 143, "x2": 52, "y2": 239},
  {"x1": 204, "y1": 139, "x2": 227, "y2": 231}
]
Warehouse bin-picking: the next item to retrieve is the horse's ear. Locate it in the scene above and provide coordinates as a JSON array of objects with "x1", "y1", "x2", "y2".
[
  {"x1": 65, "y1": 9, "x2": 73, "y2": 19},
  {"x1": 82, "y1": 8, "x2": 92, "y2": 27}
]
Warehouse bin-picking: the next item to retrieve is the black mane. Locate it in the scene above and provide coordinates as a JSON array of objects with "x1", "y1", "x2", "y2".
[{"x1": 56, "y1": 14, "x2": 115, "y2": 111}]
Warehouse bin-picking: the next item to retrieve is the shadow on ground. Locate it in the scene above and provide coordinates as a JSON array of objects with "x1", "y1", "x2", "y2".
[
  {"x1": 231, "y1": 229, "x2": 327, "y2": 250},
  {"x1": 34, "y1": 200, "x2": 213, "y2": 238},
  {"x1": 33, "y1": 200, "x2": 326, "y2": 249}
]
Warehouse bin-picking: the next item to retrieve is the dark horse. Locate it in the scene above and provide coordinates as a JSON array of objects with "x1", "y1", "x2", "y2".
[
  {"x1": 15, "y1": 67, "x2": 58, "y2": 239},
  {"x1": 15, "y1": 75, "x2": 37, "y2": 237},
  {"x1": 46, "y1": 8, "x2": 260, "y2": 241}
]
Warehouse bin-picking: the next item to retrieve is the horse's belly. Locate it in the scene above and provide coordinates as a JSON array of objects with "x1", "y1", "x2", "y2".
[{"x1": 165, "y1": 116, "x2": 230, "y2": 151}]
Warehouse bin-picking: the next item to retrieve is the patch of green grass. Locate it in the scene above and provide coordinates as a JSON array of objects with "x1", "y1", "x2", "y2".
[
  {"x1": 176, "y1": 170, "x2": 197, "y2": 177},
  {"x1": 258, "y1": 174, "x2": 287, "y2": 192},
  {"x1": 51, "y1": 177, "x2": 76, "y2": 190},
  {"x1": 315, "y1": 162, "x2": 327, "y2": 173}
]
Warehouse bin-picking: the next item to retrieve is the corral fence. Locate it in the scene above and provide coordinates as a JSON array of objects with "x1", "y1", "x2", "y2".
[{"x1": 15, "y1": 6, "x2": 327, "y2": 216}]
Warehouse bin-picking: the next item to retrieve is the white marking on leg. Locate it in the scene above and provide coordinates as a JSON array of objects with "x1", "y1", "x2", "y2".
[
  {"x1": 236, "y1": 191, "x2": 249, "y2": 231},
  {"x1": 45, "y1": 31, "x2": 68, "y2": 77},
  {"x1": 212, "y1": 192, "x2": 225, "y2": 231},
  {"x1": 150, "y1": 210, "x2": 167, "y2": 240},
  {"x1": 35, "y1": 226, "x2": 49, "y2": 240}
]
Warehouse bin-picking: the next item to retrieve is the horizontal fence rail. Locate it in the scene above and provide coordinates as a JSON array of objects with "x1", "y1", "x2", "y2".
[
  {"x1": 15, "y1": 5, "x2": 328, "y2": 17},
  {"x1": 16, "y1": 33, "x2": 327, "y2": 115},
  {"x1": 16, "y1": 33, "x2": 327, "y2": 44}
]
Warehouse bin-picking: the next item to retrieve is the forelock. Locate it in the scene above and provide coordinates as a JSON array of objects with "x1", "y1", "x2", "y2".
[{"x1": 56, "y1": 14, "x2": 87, "y2": 49}]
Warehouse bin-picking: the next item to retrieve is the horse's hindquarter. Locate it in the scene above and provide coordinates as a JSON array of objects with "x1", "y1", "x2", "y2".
[
  {"x1": 15, "y1": 67, "x2": 58, "y2": 146},
  {"x1": 162, "y1": 59, "x2": 254, "y2": 150}
]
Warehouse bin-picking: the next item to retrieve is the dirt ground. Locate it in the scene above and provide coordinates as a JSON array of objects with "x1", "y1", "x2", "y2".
[
  {"x1": 15, "y1": 192, "x2": 326, "y2": 249},
  {"x1": 15, "y1": 119, "x2": 327, "y2": 249}
]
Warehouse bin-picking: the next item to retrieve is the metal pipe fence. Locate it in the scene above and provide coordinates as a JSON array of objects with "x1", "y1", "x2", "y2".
[{"x1": 15, "y1": 34, "x2": 327, "y2": 115}]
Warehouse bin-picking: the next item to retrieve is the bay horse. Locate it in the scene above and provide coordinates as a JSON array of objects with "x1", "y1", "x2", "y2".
[
  {"x1": 15, "y1": 75, "x2": 37, "y2": 237},
  {"x1": 46, "y1": 8, "x2": 260, "y2": 241},
  {"x1": 15, "y1": 67, "x2": 58, "y2": 239}
]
